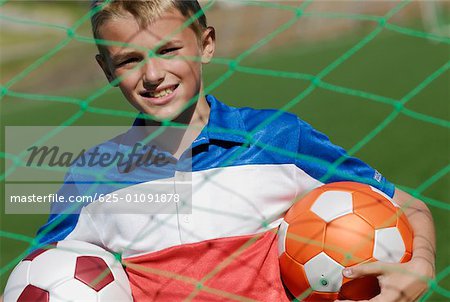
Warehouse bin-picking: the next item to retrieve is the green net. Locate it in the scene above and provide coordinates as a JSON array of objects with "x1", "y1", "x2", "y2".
[{"x1": 1, "y1": 0, "x2": 449, "y2": 301}]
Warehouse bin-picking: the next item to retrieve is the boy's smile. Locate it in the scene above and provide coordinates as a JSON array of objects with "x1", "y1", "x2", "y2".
[
  {"x1": 139, "y1": 83, "x2": 179, "y2": 106},
  {"x1": 140, "y1": 84, "x2": 178, "y2": 99},
  {"x1": 96, "y1": 9, "x2": 215, "y2": 123}
]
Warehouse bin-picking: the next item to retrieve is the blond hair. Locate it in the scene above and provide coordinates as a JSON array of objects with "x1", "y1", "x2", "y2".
[{"x1": 91, "y1": 0, "x2": 207, "y2": 51}]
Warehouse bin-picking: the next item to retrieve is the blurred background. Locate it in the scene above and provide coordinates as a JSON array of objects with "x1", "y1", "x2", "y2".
[{"x1": 1, "y1": 0, "x2": 449, "y2": 300}]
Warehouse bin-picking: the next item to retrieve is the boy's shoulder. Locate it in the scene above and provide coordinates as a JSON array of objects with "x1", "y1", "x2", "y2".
[{"x1": 207, "y1": 95, "x2": 305, "y2": 135}]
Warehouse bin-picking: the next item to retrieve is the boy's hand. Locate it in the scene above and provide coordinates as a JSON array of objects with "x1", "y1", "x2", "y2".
[{"x1": 336, "y1": 257, "x2": 434, "y2": 302}]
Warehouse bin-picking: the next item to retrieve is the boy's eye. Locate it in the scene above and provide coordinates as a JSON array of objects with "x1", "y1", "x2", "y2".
[
  {"x1": 116, "y1": 58, "x2": 140, "y2": 67},
  {"x1": 160, "y1": 47, "x2": 180, "y2": 56}
]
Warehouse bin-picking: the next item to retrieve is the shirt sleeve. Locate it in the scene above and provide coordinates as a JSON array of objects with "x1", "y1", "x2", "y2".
[
  {"x1": 34, "y1": 173, "x2": 86, "y2": 247},
  {"x1": 295, "y1": 118, "x2": 395, "y2": 197}
]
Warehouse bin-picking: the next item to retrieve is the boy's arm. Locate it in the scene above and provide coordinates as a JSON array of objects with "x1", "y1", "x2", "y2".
[
  {"x1": 338, "y1": 188, "x2": 436, "y2": 302},
  {"x1": 394, "y1": 188, "x2": 436, "y2": 274}
]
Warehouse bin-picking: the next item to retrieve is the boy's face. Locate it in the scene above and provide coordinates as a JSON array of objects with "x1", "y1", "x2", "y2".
[{"x1": 96, "y1": 9, "x2": 215, "y2": 121}]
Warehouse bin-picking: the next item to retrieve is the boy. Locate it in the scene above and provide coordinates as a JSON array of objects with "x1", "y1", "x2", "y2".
[{"x1": 29, "y1": 1, "x2": 435, "y2": 301}]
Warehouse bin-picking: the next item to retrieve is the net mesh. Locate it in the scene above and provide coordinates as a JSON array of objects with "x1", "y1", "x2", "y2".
[{"x1": 1, "y1": 0, "x2": 449, "y2": 301}]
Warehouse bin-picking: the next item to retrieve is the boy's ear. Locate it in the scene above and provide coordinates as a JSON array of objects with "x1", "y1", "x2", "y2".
[
  {"x1": 201, "y1": 26, "x2": 215, "y2": 64},
  {"x1": 95, "y1": 54, "x2": 118, "y2": 86}
]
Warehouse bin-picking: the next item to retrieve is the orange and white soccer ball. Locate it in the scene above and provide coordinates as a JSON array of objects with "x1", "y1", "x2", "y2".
[
  {"x1": 278, "y1": 182, "x2": 413, "y2": 301},
  {"x1": 4, "y1": 240, "x2": 132, "y2": 302}
]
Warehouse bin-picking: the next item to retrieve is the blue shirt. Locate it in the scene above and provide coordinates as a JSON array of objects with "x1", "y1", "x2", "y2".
[{"x1": 35, "y1": 95, "x2": 394, "y2": 251}]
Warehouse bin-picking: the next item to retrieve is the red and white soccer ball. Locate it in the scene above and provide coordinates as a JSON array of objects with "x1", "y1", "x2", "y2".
[
  {"x1": 278, "y1": 182, "x2": 413, "y2": 301},
  {"x1": 4, "y1": 240, "x2": 132, "y2": 302}
]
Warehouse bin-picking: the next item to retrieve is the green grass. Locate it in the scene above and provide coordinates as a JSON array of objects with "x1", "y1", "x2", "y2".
[
  {"x1": 1, "y1": 18, "x2": 449, "y2": 302},
  {"x1": 206, "y1": 30, "x2": 449, "y2": 301}
]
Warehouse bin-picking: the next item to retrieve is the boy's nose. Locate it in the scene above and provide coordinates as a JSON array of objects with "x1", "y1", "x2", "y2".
[{"x1": 142, "y1": 59, "x2": 165, "y2": 88}]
